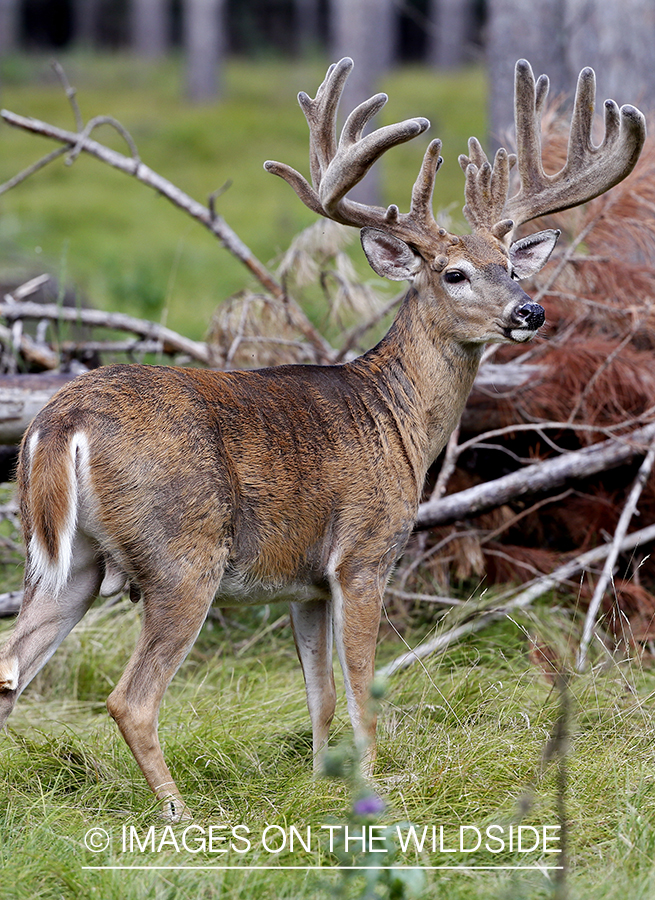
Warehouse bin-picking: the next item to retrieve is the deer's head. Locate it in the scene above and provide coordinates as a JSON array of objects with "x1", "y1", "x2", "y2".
[{"x1": 265, "y1": 58, "x2": 645, "y2": 349}]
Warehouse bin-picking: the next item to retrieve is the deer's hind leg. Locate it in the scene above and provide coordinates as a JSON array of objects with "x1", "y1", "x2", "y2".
[
  {"x1": 106, "y1": 548, "x2": 229, "y2": 822},
  {"x1": 0, "y1": 531, "x2": 102, "y2": 728}
]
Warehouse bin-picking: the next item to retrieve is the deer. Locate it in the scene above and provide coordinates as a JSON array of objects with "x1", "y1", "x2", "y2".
[{"x1": 0, "y1": 59, "x2": 645, "y2": 822}]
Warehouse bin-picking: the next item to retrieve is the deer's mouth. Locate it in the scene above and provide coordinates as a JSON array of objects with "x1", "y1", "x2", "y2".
[{"x1": 506, "y1": 325, "x2": 539, "y2": 343}]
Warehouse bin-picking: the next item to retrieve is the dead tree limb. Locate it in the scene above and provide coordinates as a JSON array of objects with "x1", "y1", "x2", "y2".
[
  {"x1": 0, "y1": 591, "x2": 23, "y2": 617},
  {"x1": 0, "y1": 300, "x2": 210, "y2": 364},
  {"x1": 0, "y1": 109, "x2": 280, "y2": 296},
  {"x1": 416, "y1": 423, "x2": 655, "y2": 529},
  {"x1": 0, "y1": 322, "x2": 59, "y2": 371},
  {"x1": 0, "y1": 373, "x2": 73, "y2": 443}
]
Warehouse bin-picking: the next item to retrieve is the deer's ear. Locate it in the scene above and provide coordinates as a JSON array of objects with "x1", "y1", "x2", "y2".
[
  {"x1": 509, "y1": 229, "x2": 560, "y2": 279},
  {"x1": 360, "y1": 227, "x2": 420, "y2": 281}
]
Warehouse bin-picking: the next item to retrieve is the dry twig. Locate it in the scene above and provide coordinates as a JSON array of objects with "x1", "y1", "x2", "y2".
[
  {"x1": 379, "y1": 521, "x2": 655, "y2": 677},
  {"x1": 576, "y1": 436, "x2": 655, "y2": 670}
]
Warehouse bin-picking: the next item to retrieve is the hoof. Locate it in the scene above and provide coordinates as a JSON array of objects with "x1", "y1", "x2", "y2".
[{"x1": 160, "y1": 795, "x2": 193, "y2": 823}]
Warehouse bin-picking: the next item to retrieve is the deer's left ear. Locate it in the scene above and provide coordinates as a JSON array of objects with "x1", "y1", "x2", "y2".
[
  {"x1": 509, "y1": 229, "x2": 560, "y2": 279},
  {"x1": 360, "y1": 227, "x2": 421, "y2": 281}
]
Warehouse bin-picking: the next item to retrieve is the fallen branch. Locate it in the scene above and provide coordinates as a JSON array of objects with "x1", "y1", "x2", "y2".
[
  {"x1": 0, "y1": 591, "x2": 23, "y2": 617},
  {"x1": 58, "y1": 339, "x2": 170, "y2": 358},
  {"x1": 0, "y1": 322, "x2": 59, "y2": 371},
  {"x1": 416, "y1": 422, "x2": 655, "y2": 529},
  {"x1": 1, "y1": 109, "x2": 281, "y2": 298},
  {"x1": 379, "y1": 521, "x2": 655, "y2": 676},
  {"x1": 384, "y1": 586, "x2": 464, "y2": 607},
  {"x1": 0, "y1": 300, "x2": 210, "y2": 364},
  {"x1": 0, "y1": 373, "x2": 74, "y2": 443},
  {"x1": 0, "y1": 105, "x2": 334, "y2": 363}
]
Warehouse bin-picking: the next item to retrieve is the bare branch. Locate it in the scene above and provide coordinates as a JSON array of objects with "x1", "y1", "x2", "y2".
[
  {"x1": 0, "y1": 300, "x2": 210, "y2": 363},
  {"x1": 416, "y1": 423, "x2": 655, "y2": 529},
  {"x1": 0, "y1": 99, "x2": 335, "y2": 363},
  {"x1": 384, "y1": 586, "x2": 464, "y2": 607},
  {"x1": 0, "y1": 321, "x2": 59, "y2": 370},
  {"x1": 0, "y1": 146, "x2": 69, "y2": 197},
  {"x1": 378, "y1": 522, "x2": 655, "y2": 677},
  {"x1": 577, "y1": 436, "x2": 655, "y2": 671},
  {"x1": 51, "y1": 60, "x2": 83, "y2": 131},
  {"x1": 67, "y1": 115, "x2": 141, "y2": 166},
  {"x1": 1, "y1": 109, "x2": 280, "y2": 292},
  {"x1": 429, "y1": 423, "x2": 460, "y2": 501}
]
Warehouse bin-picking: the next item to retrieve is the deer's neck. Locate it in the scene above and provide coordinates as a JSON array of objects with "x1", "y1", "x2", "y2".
[{"x1": 352, "y1": 287, "x2": 482, "y2": 482}]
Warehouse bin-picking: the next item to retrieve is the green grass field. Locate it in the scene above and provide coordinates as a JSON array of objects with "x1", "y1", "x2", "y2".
[
  {"x1": 2, "y1": 595, "x2": 655, "y2": 899},
  {"x1": 2, "y1": 53, "x2": 655, "y2": 900}
]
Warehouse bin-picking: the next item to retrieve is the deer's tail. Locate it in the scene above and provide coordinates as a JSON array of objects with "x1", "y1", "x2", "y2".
[{"x1": 18, "y1": 427, "x2": 90, "y2": 597}]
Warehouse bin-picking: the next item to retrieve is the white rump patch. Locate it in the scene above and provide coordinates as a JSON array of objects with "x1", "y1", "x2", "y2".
[{"x1": 28, "y1": 431, "x2": 91, "y2": 597}]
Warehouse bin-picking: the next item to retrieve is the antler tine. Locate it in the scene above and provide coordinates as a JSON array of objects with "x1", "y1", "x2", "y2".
[
  {"x1": 504, "y1": 58, "x2": 647, "y2": 228},
  {"x1": 340, "y1": 91, "x2": 389, "y2": 148},
  {"x1": 319, "y1": 113, "x2": 430, "y2": 223},
  {"x1": 265, "y1": 58, "x2": 432, "y2": 233},
  {"x1": 458, "y1": 137, "x2": 515, "y2": 237},
  {"x1": 298, "y1": 57, "x2": 352, "y2": 190},
  {"x1": 409, "y1": 138, "x2": 443, "y2": 225},
  {"x1": 264, "y1": 58, "x2": 353, "y2": 218},
  {"x1": 512, "y1": 61, "x2": 550, "y2": 195}
]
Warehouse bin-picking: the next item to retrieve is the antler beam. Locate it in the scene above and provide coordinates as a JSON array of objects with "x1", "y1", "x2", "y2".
[
  {"x1": 460, "y1": 59, "x2": 646, "y2": 238},
  {"x1": 264, "y1": 58, "x2": 441, "y2": 239},
  {"x1": 507, "y1": 59, "x2": 646, "y2": 226}
]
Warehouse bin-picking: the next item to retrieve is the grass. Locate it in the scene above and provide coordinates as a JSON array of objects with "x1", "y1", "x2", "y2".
[
  {"x1": 0, "y1": 52, "x2": 486, "y2": 341},
  {"x1": 2, "y1": 586, "x2": 655, "y2": 899}
]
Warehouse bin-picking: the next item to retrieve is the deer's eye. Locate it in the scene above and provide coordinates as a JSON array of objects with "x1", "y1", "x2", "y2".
[{"x1": 444, "y1": 270, "x2": 467, "y2": 284}]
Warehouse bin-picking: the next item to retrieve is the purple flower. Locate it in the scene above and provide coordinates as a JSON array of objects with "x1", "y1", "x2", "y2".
[{"x1": 353, "y1": 793, "x2": 386, "y2": 817}]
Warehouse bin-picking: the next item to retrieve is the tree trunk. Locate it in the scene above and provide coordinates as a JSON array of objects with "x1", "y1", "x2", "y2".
[
  {"x1": 566, "y1": 0, "x2": 655, "y2": 109},
  {"x1": 131, "y1": 0, "x2": 169, "y2": 58},
  {"x1": 71, "y1": 0, "x2": 103, "y2": 47},
  {"x1": 486, "y1": 0, "x2": 655, "y2": 153},
  {"x1": 486, "y1": 0, "x2": 568, "y2": 150},
  {"x1": 183, "y1": 0, "x2": 225, "y2": 102},
  {"x1": 427, "y1": 0, "x2": 473, "y2": 69},
  {"x1": 329, "y1": 0, "x2": 396, "y2": 206},
  {"x1": 0, "y1": 0, "x2": 20, "y2": 53},
  {"x1": 294, "y1": 0, "x2": 322, "y2": 55}
]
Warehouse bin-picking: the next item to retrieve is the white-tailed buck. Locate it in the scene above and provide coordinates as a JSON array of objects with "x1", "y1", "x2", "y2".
[{"x1": 0, "y1": 59, "x2": 645, "y2": 820}]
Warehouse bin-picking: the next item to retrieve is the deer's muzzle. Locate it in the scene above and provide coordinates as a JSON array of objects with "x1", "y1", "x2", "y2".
[{"x1": 511, "y1": 301, "x2": 545, "y2": 331}]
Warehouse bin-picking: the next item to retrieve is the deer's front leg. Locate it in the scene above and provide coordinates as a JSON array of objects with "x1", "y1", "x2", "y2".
[{"x1": 330, "y1": 562, "x2": 384, "y2": 776}]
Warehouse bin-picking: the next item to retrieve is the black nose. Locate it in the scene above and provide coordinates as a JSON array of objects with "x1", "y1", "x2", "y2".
[{"x1": 512, "y1": 302, "x2": 545, "y2": 330}]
